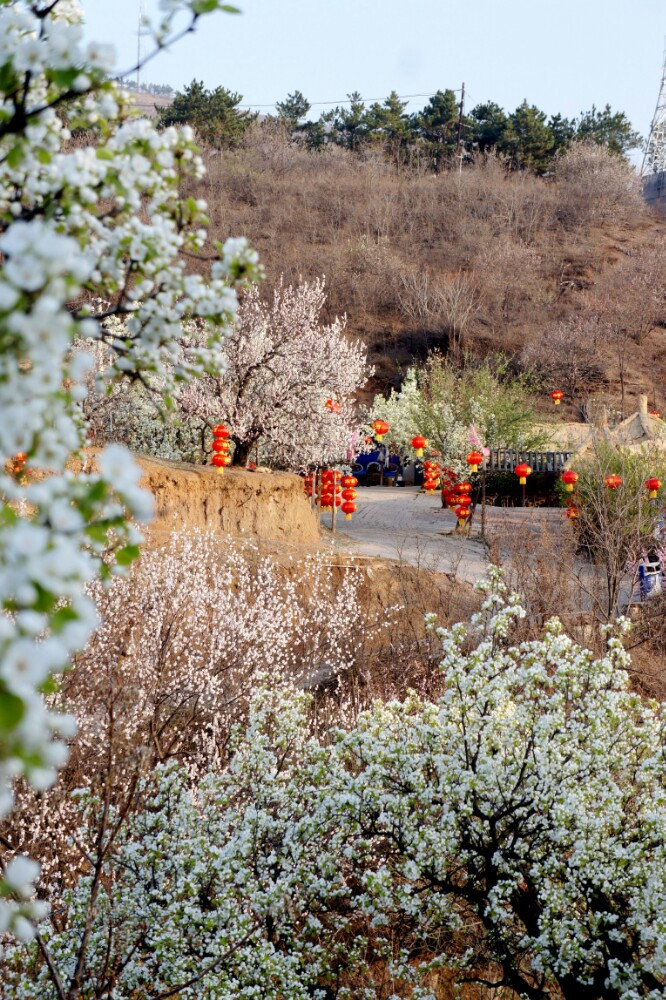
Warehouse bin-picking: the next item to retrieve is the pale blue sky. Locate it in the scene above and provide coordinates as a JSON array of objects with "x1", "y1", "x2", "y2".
[{"x1": 83, "y1": 0, "x2": 664, "y2": 158}]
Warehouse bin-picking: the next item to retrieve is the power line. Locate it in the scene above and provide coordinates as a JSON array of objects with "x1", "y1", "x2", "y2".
[{"x1": 238, "y1": 89, "x2": 463, "y2": 111}]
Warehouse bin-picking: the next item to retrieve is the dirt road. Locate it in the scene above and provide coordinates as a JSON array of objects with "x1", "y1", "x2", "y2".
[{"x1": 321, "y1": 486, "x2": 570, "y2": 587}]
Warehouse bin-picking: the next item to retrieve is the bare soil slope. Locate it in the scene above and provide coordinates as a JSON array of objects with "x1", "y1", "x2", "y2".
[{"x1": 133, "y1": 455, "x2": 321, "y2": 546}]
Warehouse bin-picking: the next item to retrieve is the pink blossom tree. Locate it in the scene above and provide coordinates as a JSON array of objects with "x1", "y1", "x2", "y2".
[{"x1": 179, "y1": 279, "x2": 371, "y2": 468}]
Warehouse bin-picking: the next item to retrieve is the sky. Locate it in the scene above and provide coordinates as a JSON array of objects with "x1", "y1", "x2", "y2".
[{"x1": 82, "y1": 0, "x2": 664, "y2": 163}]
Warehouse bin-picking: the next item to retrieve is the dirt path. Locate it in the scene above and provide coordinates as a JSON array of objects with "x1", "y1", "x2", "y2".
[{"x1": 321, "y1": 487, "x2": 571, "y2": 587}]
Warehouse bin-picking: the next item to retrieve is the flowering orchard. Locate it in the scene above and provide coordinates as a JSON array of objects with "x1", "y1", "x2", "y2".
[
  {"x1": 87, "y1": 279, "x2": 371, "y2": 469},
  {"x1": 0, "y1": 0, "x2": 261, "y2": 932},
  {"x1": 368, "y1": 355, "x2": 541, "y2": 474},
  {"x1": 4, "y1": 569, "x2": 666, "y2": 998}
]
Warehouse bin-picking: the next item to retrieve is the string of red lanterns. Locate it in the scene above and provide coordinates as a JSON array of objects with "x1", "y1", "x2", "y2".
[
  {"x1": 304, "y1": 468, "x2": 359, "y2": 521},
  {"x1": 211, "y1": 424, "x2": 231, "y2": 474},
  {"x1": 341, "y1": 473, "x2": 358, "y2": 519}
]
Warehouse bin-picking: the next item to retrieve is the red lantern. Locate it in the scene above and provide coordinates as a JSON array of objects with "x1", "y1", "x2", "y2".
[
  {"x1": 342, "y1": 474, "x2": 358, "y2": 488},
  {"x1": 551, "y1": 390, "x2": 564, "y2": 405},
  {"x1": 561, "y1": 470, "x2": 579, "y2": 492},
  {"x1": 372, "y1": 419, "x2": 389, "y2": 442},
  {"x1": 645, "y1": 477, "x2": 662, "y2": 499},
  {"x1": 213, "y1": 424, "x2": 229, "y2": 439},
  {"x1": 649, "y1": 410, "x2": 660, "y2": 418},
  {"x1": 411, "y1": 435, "x2": 428, "y2": 458},
  {"x1": 423, "y1": 479, "x2": 438, "y2": 493},
  {"x1": 456, "y1": 481, "x2": 473, "y2": 496},
  {"x1": 320, "y1": 493, "x2": 334, "y2": 509},
  {"x1": 466, "y1": 450, "x2": 483, "y2": 473},
  {"x1": 514, "y1": 463, "x2": 532, "y2": 486},
  {"x1": 454, "y1": 505, "x2": 471, "y2": 526},
  {"x1": 342, "y1": 488, "x2": 357, "y2": 501},
  {"x1": 456, "y1": 494, "x2": 472, "y2": 508},
  {"x1": 341, "y1": 501, "x2": 357, "y2": 520},
  {"x1": 566, "y1": 506, "x2": 579, "y2": 520},
  {"x1": 604, "y1": 473, "x2": 622, "y2": 490},
  {"x1": 212, "y1": 454, "x2": 230, "y2": 470},
  {"x1": 212, "y1": 439, "x2": 230, "y2": 453}
]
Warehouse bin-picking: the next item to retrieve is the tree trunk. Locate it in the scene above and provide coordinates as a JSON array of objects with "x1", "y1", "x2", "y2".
[{"x1": 232, "y1": 439, "x2": 252, "y2": 467}]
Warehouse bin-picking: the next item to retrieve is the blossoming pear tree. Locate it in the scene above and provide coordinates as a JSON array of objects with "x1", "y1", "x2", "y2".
[
  {"x1": 6, "y1": 568, "x2": 666, "y2": 997},
  {"x1": 338, "y1": 568, "x2": 666, "y2": 999},
  {"x1": 0, "y1": 0, "x2": 260, "y2": 934}
]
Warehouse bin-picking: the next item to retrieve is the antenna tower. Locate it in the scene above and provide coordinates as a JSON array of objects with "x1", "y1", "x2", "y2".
[
  {"x1": 642, "y1": 46, "x2": 666, "y2": 176},
  {"x1": 136, "y1": 0, "x2": 144, "y2": 91}
]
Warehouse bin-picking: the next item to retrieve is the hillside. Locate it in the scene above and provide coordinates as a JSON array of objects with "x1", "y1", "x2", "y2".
[{"x1": 189, "y1": 132, "x2": 666, "y2": 417}]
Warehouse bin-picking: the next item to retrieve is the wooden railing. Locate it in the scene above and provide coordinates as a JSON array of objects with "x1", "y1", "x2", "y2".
[{"x1": 487, "y1": 450, "x2": 573, "y2": 473}]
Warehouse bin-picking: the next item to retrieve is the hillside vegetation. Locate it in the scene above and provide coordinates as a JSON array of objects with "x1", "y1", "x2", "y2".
[{"x1": 190, "y1": 131, "x2": 666, "y2": 417}]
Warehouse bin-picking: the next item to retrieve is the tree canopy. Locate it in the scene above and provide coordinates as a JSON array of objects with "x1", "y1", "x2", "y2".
[{"x1": 158, "y1": 80, "x2": 256, "y2": 148}]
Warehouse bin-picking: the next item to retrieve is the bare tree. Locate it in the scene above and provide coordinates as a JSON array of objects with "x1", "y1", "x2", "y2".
[{"x1": 400, "y1": 269, "x2": 480, "y2": 354}]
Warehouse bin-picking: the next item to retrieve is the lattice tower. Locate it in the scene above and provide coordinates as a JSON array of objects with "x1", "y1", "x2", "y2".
[{"x1": 642, "y1": 50, "x2": 666, "y2": 176}]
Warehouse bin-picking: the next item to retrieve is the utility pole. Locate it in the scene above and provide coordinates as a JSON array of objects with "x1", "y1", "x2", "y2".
[{"x1": 456, "y1": 81, "x2": 465, "y2": 175}]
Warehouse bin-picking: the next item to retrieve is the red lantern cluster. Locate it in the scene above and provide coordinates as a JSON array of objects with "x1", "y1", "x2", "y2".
[
  {"x1": 341, "y1": 473, "x2": 358, "y2": 519},
  {"x1": 372, "y1": 419, "x2": 389, "y2": 442},
  {"x1": 411, "y1": 434, "x2": 428, "y2": 458},
  {"x1": 423, "y1": 459, "x2": 442, "y2": 493},
  {"x1": 444, "y1": 479, "x2": 473, "y2": 527},
  {"x1": 211, "y1": 424, "x2": 231, "y2": 474},
  {"x1": 440, "y1": 467, "x2": 460, "y2": 508},
  {"x1": 466, "y1": 450, "x2": 483, "y2": 473},
  {"x1": 319, "y1": 468, "x2": 341, "y2": 510},
  {"x1": 307, "y1": 469, "x2": 360, "y2": 519},
  {"x1": 551, "y1": 390, "x2": 564, "y2": 405}
]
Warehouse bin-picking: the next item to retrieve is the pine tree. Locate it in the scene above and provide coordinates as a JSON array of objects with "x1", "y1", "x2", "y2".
[
  {"x1": 503, "y1": 100, "x2": 555, "y2": 172},
  {"x1": 365, "y1": 91, "x2": 412, "y2": 165},
  {"x1": 275, "y1": 90, "x2": 311, "y2": 129},
  {"x1": 158, "y1": 80, "x2": 255, "y2": 148},
  {"x1": 468, "y1": 101, "x2": 508, "y2": 154},
  {"x1": 412, "y1": 89, "x2": 461, "y2": 169},
  {"x1": 328, "y1": 92, "x2": 368, "y2": 152},
  {"x1": 575, "y1": 104, "x2": 642, "y2": 157}
]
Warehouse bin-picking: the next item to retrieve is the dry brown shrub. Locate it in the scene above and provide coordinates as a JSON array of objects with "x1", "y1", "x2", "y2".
[{"x1": 190, "y1": 129, "x2": 660, "y2": 405}]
